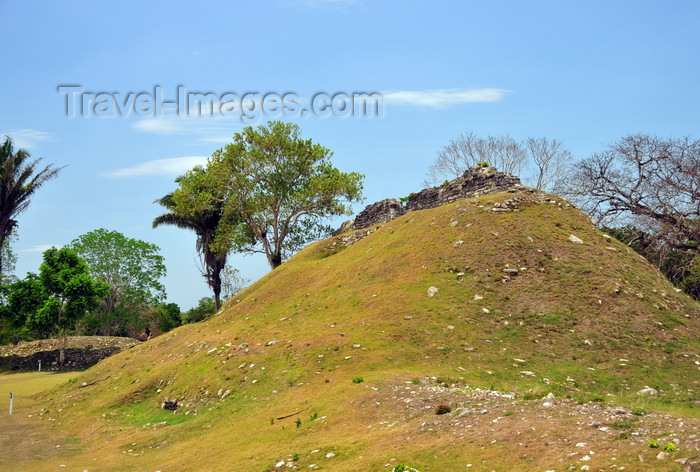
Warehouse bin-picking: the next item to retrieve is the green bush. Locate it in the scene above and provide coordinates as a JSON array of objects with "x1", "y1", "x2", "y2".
[
  {"x1": 435, "y1": 404, "x2": 452, "y2": 415},
  {"x1": 183, "y1": 297, "x2": 215, "y2": 324}
]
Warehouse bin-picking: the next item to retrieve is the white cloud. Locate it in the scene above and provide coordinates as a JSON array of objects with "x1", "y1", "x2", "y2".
[
  {"x1": 2, "y1": 129, "x2": 53, "y2": 149},
  {"x1": 132, "y1": 116, "x2": 192, "y2": 134},
  {"x1": 103, "y1": 156, "x2": 209, "y2": 178},
  {"x1": 21, "y1": 244, "x2": 61, "y2": 253},
  {"x1": 381, "y1": 88, "x2": 512, "y2": 108},
  {"x1": 132, "y1": 116, "x2": 237, "y2": 144},
  {"x1": 196, "y1": 134, "x2": 237, "y2": 145}
]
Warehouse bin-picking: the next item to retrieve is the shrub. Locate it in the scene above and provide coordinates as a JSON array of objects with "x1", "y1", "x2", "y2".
[
  {"x1": 648, "y1": 439, "x2": 659, "y2": 448},
  {"x1": 352, "y1": 376, "x2": 364, "y2": 384},
  {"x1": 435, "y1": 404, "x2": 452, "y2": 415},
  {"x1": 663, "y1": 442, "x2": 676, "y2": 452}
]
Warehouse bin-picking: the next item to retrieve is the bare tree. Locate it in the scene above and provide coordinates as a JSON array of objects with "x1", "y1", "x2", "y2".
[
  {"x1": 426, "y1": 132, "x2": 570, "y2": 189},
  {"x1": 485, "y1": 134, "x2": 528, "y2": 176},
  {"x1": 220, "y1": 264, "x2": 250, "y2": 301},
  {"x1": 526, "y1": 137, "x2": 573, "y2": 192},
  {"x1": 426, "y1": 132, "x2": 481, "y2": 187},
  {"x1": 561, "y1": 134, "x2": 699, "y2": 252}
]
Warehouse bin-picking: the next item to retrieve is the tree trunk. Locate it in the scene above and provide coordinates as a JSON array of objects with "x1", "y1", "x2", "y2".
[
  {"x1": 268, "y1": 251, "x2": 282, "y2": 269},
  {"x1": 0, "y1": 222, "x2": 8, "y2": 277},
  {"x1": 59, "y1": 330, "x2": 66, "y2": 367},
  {"x1": 213, "y1": 284, "x2": 221, "y2": 311},
  {"x1": 212, "y1": 254, "x2": 226, "y2": 311}
]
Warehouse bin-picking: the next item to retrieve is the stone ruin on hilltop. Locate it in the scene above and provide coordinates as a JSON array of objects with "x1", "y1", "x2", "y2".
[{"x1": 334, "y1": 165, "x2": 523, "y2": 235}]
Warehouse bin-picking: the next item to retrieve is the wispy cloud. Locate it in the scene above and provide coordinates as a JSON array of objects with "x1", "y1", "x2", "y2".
[
  {"x1": 382, "y1": 88, "x2": 512, "y2": 108},
  {"x1": 132, "y1": 116, "x2": 237, "y2": 145},
  {"x1": 21, "y1": 244, "x2": 61, "y2": 253},
  {"x1": 104, "y1": 156, "x2": 209, "y2": 178},
  {"x1": 132, "y1": 116, "x2": 194, "y2": 134},
  {"x1": 2, "y1": 129, "x2": 53, "y2": 149}
]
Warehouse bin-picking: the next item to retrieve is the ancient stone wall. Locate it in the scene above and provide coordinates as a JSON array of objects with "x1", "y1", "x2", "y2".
[
  {"x1": 338, "y1": 166, "x2": 522, "y2": 233},
  {"x1": 405, "y1": 166, "x2": 521, "y2": 212},
  {"x1": 353, "y1": 198, "x2": 405, "y2": 229}
]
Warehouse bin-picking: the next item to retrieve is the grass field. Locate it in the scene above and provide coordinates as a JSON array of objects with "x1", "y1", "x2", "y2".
[{"x1": 0, "y1": 371, "x2": 84, "y2": 471}]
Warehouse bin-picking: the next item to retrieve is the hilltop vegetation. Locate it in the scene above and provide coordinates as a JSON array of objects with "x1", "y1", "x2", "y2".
[{"x1": 7, "y1": 188, "x2": 698, "y2": 471}]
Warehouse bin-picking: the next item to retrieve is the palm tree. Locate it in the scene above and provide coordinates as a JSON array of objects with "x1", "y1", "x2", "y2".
[
  {"x1": 153, "y1": 169, "x2": 229, "y2": 311},
  {"x1": 0, "y1": 137, "x2": 62, "y2": 276}
]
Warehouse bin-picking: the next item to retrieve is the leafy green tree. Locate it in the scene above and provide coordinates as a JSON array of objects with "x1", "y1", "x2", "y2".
[
  {"x1": 69, "y1": 229, "x2": 167, "y2": 336},
  {"x1": 153, "y1": 168, "x2": 234, "y2": 311},
  {"x1": 154, "y1": 302, "x2": 182, "y2": 333},
  {"x1": 182, "y1": 296, "x2": 215, "y2": 324},
  {"x1": 28, "y1": 247, "x2": 107, "y2": 366},
  {"x1": 0, "y1": 272, "x2": 48, "y2": 344},
  {"x1": 0, "y1": 136, "x2": 62, "y2": 276},
  {"x1": 191, "y1": 120, "x2": 364, "y2": 268}
]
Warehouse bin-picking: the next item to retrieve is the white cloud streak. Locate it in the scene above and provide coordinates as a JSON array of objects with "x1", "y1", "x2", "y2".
[
  {"x1": 1, "y1": 129, "x2": 53, "y2": 149},
  {"x1": 132, "y1": 116, "x2": 193, "y2": 134},
  {"x1": 382, "y1": 88, "x2": 512, "y2": 108},
  {"x1": 21, "y1": 244, "x2": 61, "y2": 253},
  {"x1": 132, "y1": 116, "x2": 237, "y2": 144},
  {"x1": 103, "y1": 156, "x2": 209, "y2": 178}
]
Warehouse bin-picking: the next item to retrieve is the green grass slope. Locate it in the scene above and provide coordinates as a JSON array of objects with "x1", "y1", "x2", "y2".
[{"x1": 24, "y1": 190, "x2": 700, "y2": 471}]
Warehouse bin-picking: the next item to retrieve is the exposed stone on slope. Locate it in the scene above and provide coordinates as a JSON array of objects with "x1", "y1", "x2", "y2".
[
  {"x1": 335, "y1": 166, "x2": 523, "y2": 234},
  {"x1": 353, "y1": 198, "x2": 405, "y2": 230},
  {"x1": 405, "y1": 165, "x2": 522, "y2": 212}
]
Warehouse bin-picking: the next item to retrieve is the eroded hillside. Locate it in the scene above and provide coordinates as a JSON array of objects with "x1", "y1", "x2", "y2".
[{"x1": 14, "y1": 189, "x2": 699, "y2": 472}]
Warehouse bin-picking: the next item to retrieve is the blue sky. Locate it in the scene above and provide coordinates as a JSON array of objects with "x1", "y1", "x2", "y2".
[{"x1": 1, "y1": 0, "x2": 698, "y2": 310}]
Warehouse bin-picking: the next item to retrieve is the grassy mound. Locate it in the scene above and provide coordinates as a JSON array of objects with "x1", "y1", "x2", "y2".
[{"x1": 16, "y1": 190, "x2": 699, "y2": 471}]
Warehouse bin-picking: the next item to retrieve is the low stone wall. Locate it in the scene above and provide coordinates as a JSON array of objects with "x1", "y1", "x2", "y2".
[
  {"x1": 0, "y1": 347, "x2": 126, "y2": 371},
  {"x1": 337, "y1": 166, "x2": 523, "y2": 233},
  {"x1": 0, "y1": 336, "x2": 139, "y2": 371}
]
